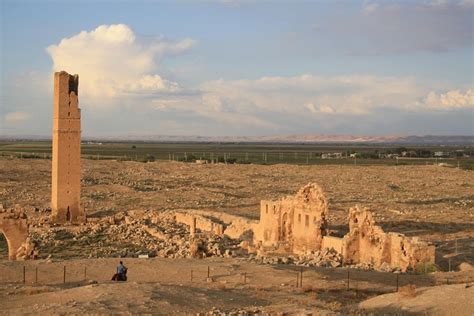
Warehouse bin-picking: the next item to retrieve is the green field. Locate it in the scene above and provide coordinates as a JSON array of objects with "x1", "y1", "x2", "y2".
[{"x1": 0, "y1": 140, "x2": 473, "y2": 169}]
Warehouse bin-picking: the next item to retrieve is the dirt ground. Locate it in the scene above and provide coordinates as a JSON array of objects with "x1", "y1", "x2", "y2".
[
  {"x1": 1, "y1": 157, "x2": 473, "y2": 267},
  {"x1": 1, "y1": 257, "x2": 473, "y2": 315},
  {"x1": 359, "y1": 282, "x2": 474, "y2": 315}
]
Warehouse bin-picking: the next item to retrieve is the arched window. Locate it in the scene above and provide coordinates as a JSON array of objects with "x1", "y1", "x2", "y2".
[{"x1": 66, "y1": 206, "x2": 71, "y2": 222}]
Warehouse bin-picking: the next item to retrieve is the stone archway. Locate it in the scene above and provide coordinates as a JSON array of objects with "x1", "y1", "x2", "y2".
[{"x1": 0, "y1": 213, "x2": 29, "y2": 260}]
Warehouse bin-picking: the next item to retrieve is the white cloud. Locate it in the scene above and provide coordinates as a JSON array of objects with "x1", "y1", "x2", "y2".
[
  {"x1": 4, "y1": 111, "x2": 30, "y2": 124},
  {"x1": 363, "y1": 2, "x2": 379, "y2": 14},
  {"x1": 47, "y1": 24, "x2": 195, "y2": 101},
  {"x1": 148, "y1": 74, "x2": 471, "y2": 130},
  {"x1": 198, "y1": 74, "x2": 421, "y2": 115},
  {"x1": 421, "y1": 88, "x2": 474, "y2": 109}
]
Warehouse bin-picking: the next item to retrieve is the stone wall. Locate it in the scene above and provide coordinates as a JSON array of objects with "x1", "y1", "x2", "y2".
[
  {"x1": 175, "y1": 212, "x2": 224, "y2": 236},
  {"x1": 340, "y1": 206, "x2": 435, "y2": 272},
  {"x1": 322, "y1": 236, "x2": 344, "y2": 254}
]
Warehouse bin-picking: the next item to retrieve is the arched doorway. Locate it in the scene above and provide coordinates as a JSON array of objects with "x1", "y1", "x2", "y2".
[
  {"x1": 0, "y1": 233, "x2": 8, "y2": 259},
  {"x1": 66, "y1": 206, "x2": 71, "y2": 222},
  {"x1": 281, "y1": 213, "x2": 288, "y2": 240}
]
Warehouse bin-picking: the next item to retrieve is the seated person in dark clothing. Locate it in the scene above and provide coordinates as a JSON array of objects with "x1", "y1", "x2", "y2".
[{"x1": 112, "y1": 261, "x2": 128, "y2": 281}]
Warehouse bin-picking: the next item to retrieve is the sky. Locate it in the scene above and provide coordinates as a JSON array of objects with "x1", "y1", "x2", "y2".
[{"x1": 0, "y1": 0, "x2": 473, "y2": 137}]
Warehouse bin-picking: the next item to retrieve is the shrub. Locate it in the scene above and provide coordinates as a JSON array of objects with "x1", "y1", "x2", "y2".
[{"x1": 415, "y1": 262, "x2": 438, "y2": 274}]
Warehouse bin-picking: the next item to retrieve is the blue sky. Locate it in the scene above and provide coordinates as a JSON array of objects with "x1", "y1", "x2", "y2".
[{"x1": 1, "y1": 0, "x2": 473, "y2": 137}]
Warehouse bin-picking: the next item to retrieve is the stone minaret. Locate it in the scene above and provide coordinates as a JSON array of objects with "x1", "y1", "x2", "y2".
[{"x1": 51, "y1": 71, "x2": 85, "y2": 224}]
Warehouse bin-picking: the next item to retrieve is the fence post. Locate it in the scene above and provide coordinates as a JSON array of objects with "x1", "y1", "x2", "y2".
[
  {"x1": 396, "y1": 274, "x2": 399, "y2": 292},
  {"x1": 23, "y1": 266, "x2": 26, "y2": 284},
  {"x1": 296, "y1": 272, "x2": 299, "y2": 288},
  {"x1": 207, "y1": 266, "x2": 210, "y2": 279},
  {"x1": 35, "y1": 267, "x2": 38, "y2": 284},
  {"x1": 84, "y1": 267, "x2": 87, "y2": 281},
  {"x1": 63, "y1": 266, "x2": 66, "y2": 284},
  {"x1": 190, "y1": 270, "x2": 193, "y2": 282},
  {"x1": 347, "y1": 270, "x2": 350, "y2": 290},
  {"x1": 300, "y1": 267, "x2": 303, "y2": 288}
]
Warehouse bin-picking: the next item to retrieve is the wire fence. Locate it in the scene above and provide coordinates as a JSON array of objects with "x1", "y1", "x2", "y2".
[
  {"x1": 0, "y1": 150, "x2": 468, "y2": 168},
  {"x1": 1, "y1": 262, "x2": 470, "y2": 295}
]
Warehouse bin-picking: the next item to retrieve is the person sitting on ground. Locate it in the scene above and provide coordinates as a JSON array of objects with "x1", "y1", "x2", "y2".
[{"x1": 112, "y1": 261, "x2": 128, "y2": 281}]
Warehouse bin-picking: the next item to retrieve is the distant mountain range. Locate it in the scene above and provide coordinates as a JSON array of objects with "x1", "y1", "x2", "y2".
[{"x1": 1, "y1": 134, "x2": 473, "y2": 145}]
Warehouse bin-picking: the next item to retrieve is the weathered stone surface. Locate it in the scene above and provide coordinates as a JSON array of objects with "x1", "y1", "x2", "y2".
[
  {"x1": 15, "y1": 237, "x2": 38, "y2": 261},
  {"x1": 253, "y1": 183, "x2": 328, "y2": 254},
  {"x1": 51, "y1": 71, "x2": 85, "y2": 224},
  {"x1": 252, "y1": 183, "x2": 435, "y2": 272},
  {"x1": 339, "y1": 206, "x2": 435, "y2": 272},
  {"x1": 0, "y1": 207, "x2": 31, "y2": 260}
]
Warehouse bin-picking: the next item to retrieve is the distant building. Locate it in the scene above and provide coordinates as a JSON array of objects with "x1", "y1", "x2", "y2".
[
  {"x1": 401, "y1": 151, "x2": 417, "y2": 157},
  {"x1": 321, "y1": 152, "x2": 343, "y2": 159},
  {"x1": 434, "y1": 151, "x2": 449, "y2": 157}
]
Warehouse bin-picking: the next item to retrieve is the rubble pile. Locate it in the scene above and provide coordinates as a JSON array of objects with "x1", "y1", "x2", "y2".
[
  {"x1": 15, "y1": 238, "x2": 38, "y2": 260},
  {"x1": 29, "y1": 211, "x2": 243, "y2": 259},
  {"x1": 347, "y1": 261, "x2": 402, "y2": 273},
  {"x1": 249, "y1": 248, "x2": 343, "y2": 268}
]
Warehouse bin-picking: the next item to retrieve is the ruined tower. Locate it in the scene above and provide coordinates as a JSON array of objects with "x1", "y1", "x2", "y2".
[{"x1": 51, "y1": 71, "x2": 85, "y2": 224}]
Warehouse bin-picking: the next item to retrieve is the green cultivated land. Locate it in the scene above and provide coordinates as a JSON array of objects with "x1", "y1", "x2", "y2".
[{"x1": 0, "y1": 140, "x2": 473, "y2": 169}]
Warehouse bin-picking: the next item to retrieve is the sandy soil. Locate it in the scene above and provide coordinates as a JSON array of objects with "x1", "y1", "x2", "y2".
[{"x1": 1, "y1": 257, "x2": 473, "y2": 315}]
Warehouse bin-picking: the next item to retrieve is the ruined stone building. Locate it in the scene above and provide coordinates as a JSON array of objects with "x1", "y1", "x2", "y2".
[
  {"x1": 254, "y1": 183, "x2": 435, "y2": 272},
  {"x1": 338, "y1": 206, "x2": 435, "y2": 271},
  {"x1": 254, "y1": 183, "x2": 329, "y2": 254},
  {"x1": 51, "y1": 71, "x2": 85, "y2": 224}
]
